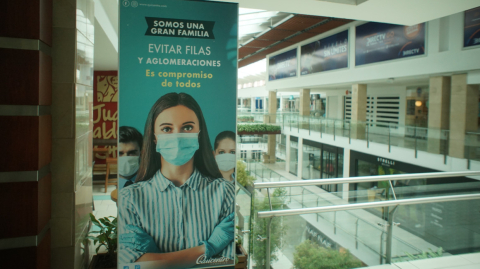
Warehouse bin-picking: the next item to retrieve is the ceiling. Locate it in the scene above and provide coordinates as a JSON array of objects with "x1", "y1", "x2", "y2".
[
  {"x1": 215, "y1": 0, "x2": 480, "y2": 26},
  {"x1": 93, "y1": 0, "x2": 480, "y2": 71},
  {"x1": 238, "y1": 15, "x2": 351, "y2": 67}
]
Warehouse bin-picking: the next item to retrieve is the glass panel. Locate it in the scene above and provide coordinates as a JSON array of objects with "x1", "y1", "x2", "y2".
[
  {"x1": 289, "y1": 139, "x2": 298, "y2": 175},
  {"x1": 392, "y1": 199, "x2": 480, "y2": 262},
  {"x1": 236, "y1": 184, "x2": 252, "y2": 261}
]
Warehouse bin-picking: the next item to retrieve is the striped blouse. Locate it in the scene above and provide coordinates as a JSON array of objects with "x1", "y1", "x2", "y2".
[{"x1": 118, "y1": 168, "x2": 235, "y2": 265}]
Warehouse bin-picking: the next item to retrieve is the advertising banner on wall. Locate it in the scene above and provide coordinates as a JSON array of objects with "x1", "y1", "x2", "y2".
[
  {"x1": 464, "y1": 7, "x2": 480, "y2": 48},
  {"x1": 268, "y1": 48, "x2": 297, "y2": 81},
  {"x1": 300, "y1": 30, "x2": 348, "y2": 75},
  {"x1": 355, "y1": 22, "x2": 425, "y2": 66},
  {"x1": 93, "y1": 71, "x2": 118, "y2": 166},
  {"x1": 119, "y1": 0, "x2": 237, "y2": 268}
]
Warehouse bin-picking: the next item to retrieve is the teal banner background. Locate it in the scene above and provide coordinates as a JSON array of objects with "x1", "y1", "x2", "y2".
[
  {"x1": 119, "y1": 0, "x2": 238, "y2": 148},
  {"x1": 119, "y1": 0, "x2": 238, "y2": 268}
]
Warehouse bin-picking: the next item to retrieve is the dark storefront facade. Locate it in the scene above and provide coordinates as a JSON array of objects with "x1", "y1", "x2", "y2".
[{"x1": 349, "y1": 150, "x2": 480, "y2": 255}]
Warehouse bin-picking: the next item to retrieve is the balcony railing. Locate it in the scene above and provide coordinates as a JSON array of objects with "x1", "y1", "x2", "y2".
[
  {"x1": 238, "y1": 112, "x2": 480, "y2": 166},
  {"x1": 247, "y1": 169, "x2": 480, "y2": 269}
]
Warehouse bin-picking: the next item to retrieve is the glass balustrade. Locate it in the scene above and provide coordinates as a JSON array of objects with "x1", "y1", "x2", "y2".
[
  {"x1": 237, "y1": 112, "x2": 467, "y2": 161},
  {"x1": 240, "y1": 161, "x2": 480, "y2": 269}
]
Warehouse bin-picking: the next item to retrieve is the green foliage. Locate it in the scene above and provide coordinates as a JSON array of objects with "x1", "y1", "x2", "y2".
[
  {"x1": 235, "y1": 225, "x2": 243, "y2": 246},
  {"x1": 236, "y1": 160, "x2": 255, "y2": 187},
  {"x1": 87, "y1": 213, "x2": 117, "y2": 267},
  {"x1": 237, "y1": 124, "x2": 281, "y2": 133},
  {"x1": 252, "y1": 188, "x2": 287, "y2": 267},
  {"x1": 402, "y1": 248, "x2": 443, "y2": 262},
  {"x1": 238, "y1": 116, "x2": 254, "y2": 122},
  {"x1": 293, "y1": 240, "x2": 362, "y2": 269}
]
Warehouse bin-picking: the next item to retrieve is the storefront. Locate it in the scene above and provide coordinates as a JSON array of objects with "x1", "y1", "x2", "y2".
[
  {"x1": 349, "y1": 150, "x2": 480, "y2": 254},
  {"x1": 289, "y1": 136, "x2": 299, "y2": 175},
  {"x1": 301, "y1": 139, "x2": 344, "y2": 192}
]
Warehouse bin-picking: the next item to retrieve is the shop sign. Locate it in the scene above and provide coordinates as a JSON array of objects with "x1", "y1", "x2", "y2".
[
  {"x1": 355, "y1": 22, "x2": 425, "y2": 66},
  {"x1": 377, "y1": 157, "x2": 395, "y2": 167},
  {"x1": 464, "y1": 7, "x2": 480, "y2": 48},
  {"x1": 305, "y1": 223, "x2": 338, "y2": 249},
  {"x1": 268, "y1": 48, "x2": 297, "y2": 81},
  {"x1": 300, "y1": 30, "x2": 348, "y2": 75}
]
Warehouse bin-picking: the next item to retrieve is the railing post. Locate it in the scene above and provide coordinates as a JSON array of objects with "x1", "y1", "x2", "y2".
[
  {"x1": 301, "y1": 188, "x2": 305, "y2": 208},
  {"x1": 266, "y1": 188, "x2": 273, "y2": 269},
  {"x1": 333, "y1": 120, "x2": 336, "y2": 141},
  {"x1": 380, "y1": 231, "x2": 385, "y2": 264},
  {"x1": 290, "y1": 114, "x2": 292, "y2": 131},
  {"x1": 467, "y1": 142, "x2": 470, "y2": 169},
  {"x1": 297, "y1": 115, "x2": 299, "y2": 132},
  {"x1": 333, "y1": 211, "x2": 337, "y2": 234},
  {"x1": 414, "y1": 126, "x2": 417, "y2": 158},
  {"x1": 355, "y1": 219, "x2": 359, "y2": 249},
  {"x1": 308, "y1": 116, "x2": 311, "y2": 135},
  {"x1": 388, "y1": 125, "x2": 391, "y2": 153},
  {"x1": 386, "y1": 206, "x2": 398, "y2": 264},
  {"x1": 283, "y1": 114, "x2": 285, "y2": 130},
  {"x1": 367, "y1": 123, "x2": 370, "y2": 148},
  {"x1": 444, "y1": 131, "x2": 448, "y2": 164},
  {"x1": 320, "y1": 118, "x2": 323, "y2": 138},
  {"x1": 266, "y1": 217, "x2": 273, "y2": 269},
  {"x1": 316, "y1": 198, "x2": 319, "y2": 222},
  {"x1": 289, "y1": 186, "x2": 292, "y2": 203},
  {"x1": 349, "y1": 121, "x2": 351, "y2": 144}
]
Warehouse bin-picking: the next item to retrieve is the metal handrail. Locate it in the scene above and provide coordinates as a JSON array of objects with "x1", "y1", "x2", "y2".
[
  {"x1": 254, "y1": 171, "x2": 480, "y2": 189},
  {"x1": 257, "y1": 193, "x2": 480, "y2": 218}
]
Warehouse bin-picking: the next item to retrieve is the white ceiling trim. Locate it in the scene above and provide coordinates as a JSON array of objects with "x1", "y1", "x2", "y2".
[
  {"x1": 215, "y1": 0, "x2": 480, "y2": 26},
  {"x1": 94, "y1": 0, "x2": 118, "y2": 52}
]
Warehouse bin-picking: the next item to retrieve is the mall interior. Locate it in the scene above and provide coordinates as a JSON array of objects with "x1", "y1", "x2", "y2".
[{"x1": 2, "y1": 0, "x2": 480, "y2": 269}]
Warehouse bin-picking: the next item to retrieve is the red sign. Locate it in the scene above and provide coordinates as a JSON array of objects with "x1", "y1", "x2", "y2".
[{"x1": 93, "y1": 71, "x2": 118, "y2": 164}]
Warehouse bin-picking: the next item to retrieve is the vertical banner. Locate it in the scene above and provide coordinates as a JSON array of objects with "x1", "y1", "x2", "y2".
[
  {"x1": 355, "y1": 22, "x2": 425, "y2": 66},
  {"x1": 464, "y1": 7, "x2": 480, "y2": 48},
  {"x1": 300, "y1": 30, "x2": 349, "y2": 75},
  {"x1": 119, "y1": 0, "x2": 238, "y2": 268},
  {"x1": 268, "y1": 48, "x2": 297, "y2": 81}
]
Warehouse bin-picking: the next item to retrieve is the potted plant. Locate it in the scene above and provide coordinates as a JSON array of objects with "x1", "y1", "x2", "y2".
[
  {"x1": 87, "y1": 214, "x2": 117, "y2": 269},
  {"x1": 236, "y1": 160, "x2": 255, "y2": 188},
  {"x1": 292, "y1": 240, "x2": 362, "y2": 269},
  {"x1": 235, "y1": 226, "x2": 248, "y2": 269},
  {"x1": 251, "y1": 188, "x2": 287, "y2": 268},
  {"x1": 237, "y1": 124, "x2": 281, "y2": 135}
]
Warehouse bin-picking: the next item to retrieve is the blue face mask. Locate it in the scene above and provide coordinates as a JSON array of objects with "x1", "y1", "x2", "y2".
[{"x1": 155, "y1": 133, "x2": 200, "y2": 166}]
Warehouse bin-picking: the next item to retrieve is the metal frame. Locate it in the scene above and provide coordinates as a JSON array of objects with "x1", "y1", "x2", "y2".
[
  {"x1": 257, "y1": 193, "x2": 480, "y2": 218},
  {"x1": 254, "y1": 170, "x2": 480, "y2": 189},
  {"x1": 254, "y1": 170, "x2": 480, "y2": 265}
]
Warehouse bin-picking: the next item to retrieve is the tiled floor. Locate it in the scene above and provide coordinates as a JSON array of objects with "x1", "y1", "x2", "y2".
[
  {"x1": 362, "y1": 253, "x2": 480, "y2": 269},
  {"x1": 92, "y1": 184, "x2": 118, "y2": 219}
]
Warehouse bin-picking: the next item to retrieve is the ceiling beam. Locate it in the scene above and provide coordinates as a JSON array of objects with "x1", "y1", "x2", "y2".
[{"x1": 94, "y1": 0, "x2": 118, "y2": 52}]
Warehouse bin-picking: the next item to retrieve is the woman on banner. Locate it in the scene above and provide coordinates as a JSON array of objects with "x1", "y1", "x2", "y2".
[
  {"x1": 118, "y1": 92, "x2": 235, "y2": 267},
  {"x1": 213, "y1": 131, "x2": 236, "y2": 182}
]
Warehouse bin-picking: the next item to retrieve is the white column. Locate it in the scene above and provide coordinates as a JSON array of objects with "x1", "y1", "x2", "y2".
[
  {"x1": 250, "y1": 97, "x2": 255, "y2": 112},
  {"x1": 351, "y1": 84, "x2": 367, "y2": 139},
  {"x1": 427, "y1": 76, "x2": 450, "y2": 154},
  {"x1": 299, "y1": 89, "x2": 311, "y2": 116},
  {"x1": 449, "y1": 74, "x2": 479, "y2": 158}
]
